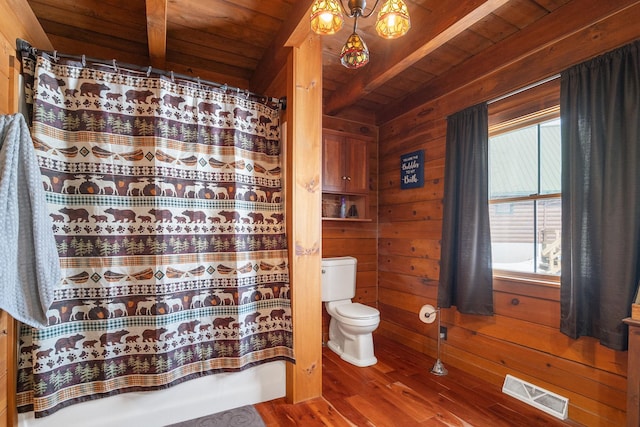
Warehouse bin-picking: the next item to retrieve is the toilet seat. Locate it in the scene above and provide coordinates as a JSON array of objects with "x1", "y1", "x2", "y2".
[{"x1": 336, "y1": 303, "x2": 379, "y2": 320}]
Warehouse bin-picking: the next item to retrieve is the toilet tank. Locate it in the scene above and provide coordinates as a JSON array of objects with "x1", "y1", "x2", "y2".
[{"x1": 321, "y1": 256, "x2": 357, "y2": 302}]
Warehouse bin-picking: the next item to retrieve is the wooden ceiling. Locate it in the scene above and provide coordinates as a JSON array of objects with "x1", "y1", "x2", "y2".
[{"x1": 25, "y1": 0, "x2": 574, "y2": 124}]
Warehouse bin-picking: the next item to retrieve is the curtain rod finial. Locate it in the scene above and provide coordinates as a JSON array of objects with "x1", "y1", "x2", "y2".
[{"x1": 16, "y1": 38, "x2": 32, "y2": 52}]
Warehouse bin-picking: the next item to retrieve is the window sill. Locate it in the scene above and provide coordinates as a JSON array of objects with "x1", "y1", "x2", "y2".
[
  {"x1": 493, "y1": 270, "x2": 559, "y2": 286},
  {"x1": 493, "y1": 271, "x2": 560, "y2": 301}
]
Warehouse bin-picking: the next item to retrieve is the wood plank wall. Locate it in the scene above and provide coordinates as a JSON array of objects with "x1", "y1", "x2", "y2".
[
  {"x1": 376, "y1": 3, "x2": 640, "y2": 426},
  {"x1": 321, "y1": 115, "x2": 378, "y2": 344},
  {"x1": 1, "y1": 0, "x2": 51, "y2": 115}
]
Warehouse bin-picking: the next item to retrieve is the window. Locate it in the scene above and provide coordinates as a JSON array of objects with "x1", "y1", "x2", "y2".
[{"x1": 488, "y1": 110, "x2": 561, "y2": 277}]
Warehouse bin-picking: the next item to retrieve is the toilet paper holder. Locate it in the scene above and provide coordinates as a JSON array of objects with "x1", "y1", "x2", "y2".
[{"x1": 420, "y1": 304, "x2": 448, "y2": 376}]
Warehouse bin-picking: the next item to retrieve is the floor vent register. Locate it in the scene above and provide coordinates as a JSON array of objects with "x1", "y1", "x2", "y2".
[{"x1": 502, "y1": 374, "x2": 569, "y2": 420}]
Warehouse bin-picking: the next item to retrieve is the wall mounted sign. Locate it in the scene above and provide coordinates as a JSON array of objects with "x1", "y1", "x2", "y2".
[{"x1": 400, "y1": 149, "x2": 424, "y2": 189}]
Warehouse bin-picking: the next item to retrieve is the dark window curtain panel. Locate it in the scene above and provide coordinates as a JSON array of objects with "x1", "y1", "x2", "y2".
[
  {"x1": 438, "y1": 103, "x2": 493, "y2": 315},
  {"x1": 560, "y1": 39, "x2": 640, "y2": 350}
]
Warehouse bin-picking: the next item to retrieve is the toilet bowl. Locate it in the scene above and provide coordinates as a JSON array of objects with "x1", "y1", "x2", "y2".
[
  {"x1": 322, "y1": 257, "x2": 380, "y2": 367},
  {"x1": 325, "y1": 300, "x2": 380, "y2": 367}
]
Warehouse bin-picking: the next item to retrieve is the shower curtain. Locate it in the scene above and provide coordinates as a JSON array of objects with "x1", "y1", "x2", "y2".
[{"x1": 17, "y1": 51, "x2": 293, "y2": 417}]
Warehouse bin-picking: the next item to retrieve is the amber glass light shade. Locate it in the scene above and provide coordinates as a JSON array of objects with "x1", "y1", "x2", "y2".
[
  {"x1": 375, "y1": 0, "x2": 411, "y2": 39},
  {"x1": 340, "y1": 32, "x2": 370, "y2": 69},
  {"x1": 310, "y1": 0, "x2": 344, "y2": 35}
]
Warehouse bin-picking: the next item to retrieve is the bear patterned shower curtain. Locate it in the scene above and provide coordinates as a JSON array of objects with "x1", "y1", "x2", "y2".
[{"x1": 17, "y1": 50, "x2": 293, "y2": 417}]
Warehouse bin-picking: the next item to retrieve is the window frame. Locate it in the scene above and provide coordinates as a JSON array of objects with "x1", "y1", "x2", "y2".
[{"x1": 488, "y1": 90, "x2": 561, "y2": 285}]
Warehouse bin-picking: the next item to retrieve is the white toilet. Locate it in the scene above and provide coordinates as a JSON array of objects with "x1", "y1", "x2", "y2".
[{"x1": 321, "y1": 256, "x2": 380, "y2": 367}]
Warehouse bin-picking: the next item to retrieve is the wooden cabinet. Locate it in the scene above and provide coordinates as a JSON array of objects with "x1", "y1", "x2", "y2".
[
  {"x1": 322, "y1": 130, "x2": 371, "y2": 221},
  {"x1": 322, "y1": 131, "x2": 369, "y2": 195}
]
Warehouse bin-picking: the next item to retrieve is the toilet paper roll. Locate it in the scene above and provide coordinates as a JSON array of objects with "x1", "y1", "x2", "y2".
[{"x1": 419, "y1": 304, "x2": 437, "y2": 324}]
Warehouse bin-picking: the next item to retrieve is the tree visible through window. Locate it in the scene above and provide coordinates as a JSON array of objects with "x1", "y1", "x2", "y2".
[{"x1": 488, "y1": 115, "x2": 561, "y2": 276}]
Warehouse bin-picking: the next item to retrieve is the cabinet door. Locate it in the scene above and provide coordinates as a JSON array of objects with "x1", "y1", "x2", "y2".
[
  {"x1": 345, "y1": 137, "x2": 368, "y2": 194},
  {"x1": 322, "y1": 132, "x2": 346, "y2": 193}
]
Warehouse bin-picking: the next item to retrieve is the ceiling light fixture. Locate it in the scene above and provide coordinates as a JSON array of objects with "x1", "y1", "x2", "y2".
[{"x1": 310, "y1": 0, "x2": 411, "y2": 69}]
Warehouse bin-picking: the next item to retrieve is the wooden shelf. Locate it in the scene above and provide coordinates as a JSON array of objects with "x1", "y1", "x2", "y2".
[
  {"x1": 322, "y1": 193, "x2": 369, "y2": 221},
  {"x1": 322, "y1": 217, "x2": 372, "y2": 222}
]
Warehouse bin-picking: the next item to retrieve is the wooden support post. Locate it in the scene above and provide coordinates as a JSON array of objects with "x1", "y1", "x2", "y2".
[{"x1": 285, "y1": 32, "x2": 323, "y2": 403}]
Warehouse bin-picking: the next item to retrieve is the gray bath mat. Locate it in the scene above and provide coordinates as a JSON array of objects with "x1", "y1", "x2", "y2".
[{"x1": 165, "y1": 405, "x2": 266, "y2": 427}]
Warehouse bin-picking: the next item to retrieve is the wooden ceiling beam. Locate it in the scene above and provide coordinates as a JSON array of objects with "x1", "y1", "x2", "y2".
[
  {"x1": 250, "y1": 0, "x2": 315, "y2": 95},
  {"x1": 145, "y1": 0, "x2": 167, "y2": 68},
  {"x1": 377, "y1": 0, "x2": 640, "y2": 124},
  {"x1": 324, "y1": 0, "x2": 510, "y2": 115}
]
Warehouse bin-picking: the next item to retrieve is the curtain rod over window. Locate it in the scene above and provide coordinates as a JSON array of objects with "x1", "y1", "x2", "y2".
[
  {"x1": 488, "y1": 74, "x2": 560, "y2": 105},
  {"x1": 15, "y1": 38, "x2": 287, "y2": 110}
]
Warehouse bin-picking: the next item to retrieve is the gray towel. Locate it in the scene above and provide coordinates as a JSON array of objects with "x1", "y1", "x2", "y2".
[{"x1": 0, "y1": 113, "x2": 60, "y2": 328}]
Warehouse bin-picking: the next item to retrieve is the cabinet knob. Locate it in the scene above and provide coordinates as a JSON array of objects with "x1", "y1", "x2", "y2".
[
  {"x1": 0, "y1": 329, "x2": 7, "y2": 336},
  {"x1": 342, "y1": 176, "x2": 347, "y2": 180},
  {"x1": 346, "y1": 176, "x2": 351, "y2": 181},
  {"x1": 511, "y1": 298, "x2": 520, "y2": 306}
]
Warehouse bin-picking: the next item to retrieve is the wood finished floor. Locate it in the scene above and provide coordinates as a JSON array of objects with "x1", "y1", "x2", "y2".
[{"x1": 255, "y1": 334, "x2": 581, "y2": 426}]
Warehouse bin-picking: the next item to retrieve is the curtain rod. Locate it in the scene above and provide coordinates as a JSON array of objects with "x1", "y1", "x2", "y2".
[
  {"x1": 15, "y1": 38, "x2": 286, "y2": 110},
  {"x1": 487, "y1": 74, "x2": 560, "y2": 105}
]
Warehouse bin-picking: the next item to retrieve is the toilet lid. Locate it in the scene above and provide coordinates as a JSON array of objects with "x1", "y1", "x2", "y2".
[{"x1": 336, "y1": 303, "x2": 379, "y2": 319}]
